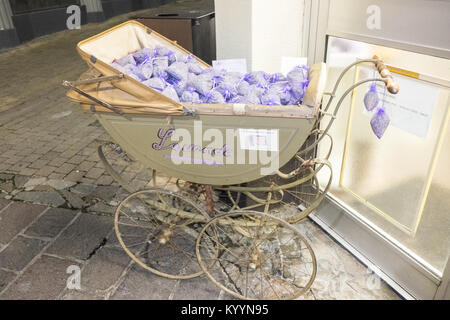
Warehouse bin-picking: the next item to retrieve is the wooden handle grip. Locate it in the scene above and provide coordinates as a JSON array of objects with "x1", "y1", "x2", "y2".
[{"x1": 373, "y1": 55, "x2": 400, "y2": 94}]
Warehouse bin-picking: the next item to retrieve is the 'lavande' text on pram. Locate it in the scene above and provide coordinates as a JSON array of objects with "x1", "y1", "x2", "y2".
[{"x1": 152, "y1": 128, "x2": 232, "y2": 157}]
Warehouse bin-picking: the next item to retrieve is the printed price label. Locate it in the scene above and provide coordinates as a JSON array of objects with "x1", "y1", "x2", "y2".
[{"x1": 239, "y1": 129, "x2": 279, "y2": 152}]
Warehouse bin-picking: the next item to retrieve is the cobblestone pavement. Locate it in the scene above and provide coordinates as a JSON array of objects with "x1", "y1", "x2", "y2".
[{"x1": 0, "y1": 0, "x2": 400, "y2": 300}]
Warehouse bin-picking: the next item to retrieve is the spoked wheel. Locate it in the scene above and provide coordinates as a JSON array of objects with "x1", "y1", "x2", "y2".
[
  {"x1": 115, "y1": 188, "x2": 209, "y2": 279},
  {"x1": 196, "y1": 211, "x2": 317, "y2": 300}
]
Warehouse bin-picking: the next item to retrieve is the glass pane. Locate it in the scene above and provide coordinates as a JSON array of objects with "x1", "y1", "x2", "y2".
[{"x1": 318, "y1": 36, "x2": 450, "y2": 274}]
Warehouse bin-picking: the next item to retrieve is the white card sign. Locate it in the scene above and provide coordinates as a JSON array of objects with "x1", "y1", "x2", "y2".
[
  {"x1": 239, "y1": 129, "x2": 279, "y2": 152},
  {"x1": 362, "y1": 74, "x2": 439, "y2": 139},
  {"x1": 281, "y1": 56, "x2": 308, "y2": 75},
  {"x1": 212, "y1": 59, "x2": 247, "y2": 73}
]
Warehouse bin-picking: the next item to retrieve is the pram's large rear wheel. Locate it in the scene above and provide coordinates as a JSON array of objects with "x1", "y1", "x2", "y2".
[
  {"x1": 196, "y1": 211, "x2": 317, "y2": 300},
  {"x1": 114, "y1": 189, "x2": 208, "y2": 279}
]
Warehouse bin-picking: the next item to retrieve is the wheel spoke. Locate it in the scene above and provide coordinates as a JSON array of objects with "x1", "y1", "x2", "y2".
[
  {"x1": 196, "y1": 211, "x2": 316, "y2": 300},
  {"x1": 115, "y1": 189, "x2": 207, "y2": 279}
]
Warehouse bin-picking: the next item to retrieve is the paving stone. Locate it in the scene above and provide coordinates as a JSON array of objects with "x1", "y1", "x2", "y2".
[
  {"x1": 28, "y1": 159, "x2": 50, "y2": 169},
  {"x1": 18, "y1": 168, "x2": 37, "y2": 177},
  {"x1": 86, "y1": 167, "x2": 104, "y2": 179},
  {"x1": 71, "y1": 183, "x2": 96, "y2": 196},
  {"x1": 32, "y1": 185, "x2": 55, "y2": 192},
  {"x1": 0, "y1": 236, "x2": 48, "y2": 271},
  {"x1": 64, "y1": 170, "x2": 86, "y2": 182},
  {"x1": 13, "y1": 175, "x2": 28, "y2": 188},
  {"x1": 46, "y1": 213, "x2": 112, "y2": 260},
  {"x1": 79, "y1": 177, "x2": 96, "y2": 184},
  {"x1": 24, "y1": 207, "x2": 78, "y2": 238},
  {"x1": 36, "y1": 166, "x2": 58, "y2": 177},
  {"x1": 48, "y1": 157, "x2": 67, "y2": 167},
  {"x1": 0, "y1": 269, "x2": 16, "y2": 293},
  {"x1": 60, "y1": 190, "x2": 85, "y2": 209},
  {"x1": 92, "y1": 185, "x2": 119, "y2": 202},
  {"x1": 105, "y1": 224, "x2": 149, "y2": 248},
  {"x1": 96, "y1": 175, "x2": 114, "y2": 186},
  {"x1": 60, "y1": 288, "x2": 105, "y2": 300},
  {"x1": 66, "y1": 155, "x2": 86, "y2": 165},
  {"x1": 0, "y1": 198, "x2": 11, "y2": 210},
  {"x1": 26, "y1": 154, "x2": 42, "y2": 163},
  {"x1": 54, "y1": 163, "x2": 76, "y2": 175},
  {"x1": 172, "y1": 275, "x2": 222, "y2": 300},
  {"x1": 14, "y1": 191, "x2": 65, "y2": 207},
  {"x1": 39, "y1": 151, "x2": 61, "y2": 161},
  {"x1": 78, "y1": 161, "x2": 96, "y2": 172},
  {"x1": 24, "y1": 177, "x2": 47, "y2": 189},
  {"x1": 0, "y1": 255, "x2": 75, "y2": 300},
  {"x1": 48, "y1": 173, "x2": 66, "y2": 180},
  {"x1": 0, "y1": 181, "x2": 14, "y2": 193},
  {"x1": 47, "y1": 179, "x2": 76, "y2": 190},
  {"x1": 0, "y1": 202, "x2": 46, "y2": 243},
  {"x1": 87, "y1": 202, "x2": 115, "y2": 214},
  {"x1": 81, "y1": 247, "x2": 130, "y2": 291},
  {"x1": 218, "y1": 292, "x2": 239, "y2": 300},
  {"x1": 0, "y1": 173, "x2": 14, "y2": 181},
  {"x1": 111, "y1": 265, "x2": 177, "y2": 300}
]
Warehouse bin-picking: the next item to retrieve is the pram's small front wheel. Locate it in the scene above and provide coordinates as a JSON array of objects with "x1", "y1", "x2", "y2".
[
  {"x1": 114, "y1": 188, "x2": 209, "y2": 279},
  {"x1": 196, "y1": 211, "x2": 317, "y2": 300}
]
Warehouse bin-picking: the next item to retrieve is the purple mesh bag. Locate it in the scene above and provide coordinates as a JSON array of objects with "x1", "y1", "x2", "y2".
[
  {"x1": 132, "y1": 48, "x2": 153, "y2": 65},
  {"x1": 116, "y1": 54, "x2": 136, "y2": 67},
  {"x1": 247, "y1": 84, "x2": 267, "y2": 98},
  {"x1": 269, "y1": 73, "x2": 287, "y2": 83},
  {"x1": 154, "y1": 45, "x2": 173, "y2": 58},
  {"x1": 135, "y1": 62, "x2": 154, "y2": 81},
  {"x1": 237, "y1": 80, "x2": 250, "y2": 96},
  {"x1": 152, "y1": 56, "x2": 169, "y2": 78},
  {"x1": 173, "y1": 79, "x2": 187, "y2": 96},
  {"x1": 162, "y1": 85, "x2": 180, "y2": 102},
  {"x1": 261, "y1": 93, "x2": 282, "y2": 105},
  {"x1": 143, "y1": 77, "x2": 166, "y2": 91},
  {"x1": 287, "y1": 65, "x2": 309, "y2": 103},
  {"x1": 187, "y1": 73, "x2": 213, "y2": 96},
  {"x1": 166, "y1": 61, "x2": 189, "y2": 83},
  {"x1": 186, "y1": 55, "x2": 204, "y2": 75},
  {"x1": 370, "y1": 108, "x2": 390, "y2": 138},
  {"x1": 236, "y1": 92, "x2": 261, "y2": 105},
  {"x1": 364, "y1": 83, "x2": 379, "y2": 111},
  {"x1": 245, "y1": 71, "x2": 269, "y2": 87},
  {"x1": 114, "y1": 64, "x2": 141, "y2": 81},
  {"x1": 216, "y1": 80, "x2": 238, "y2": 102},
  {"x1": 201, "y1": 68, "x2": 226, "y2": 87},
  {"x1": 267, "y1": 81, "x2": 292, "y2": 105},
  {"x1": 202, "y1": 89, "x2": 225, "y2": 104},
  {"x1": 181, "y1": 88, "x2": 202, "y2": 103},
  {"x1": 224, "y1": 72, "x2": 244, "y2": 82}
]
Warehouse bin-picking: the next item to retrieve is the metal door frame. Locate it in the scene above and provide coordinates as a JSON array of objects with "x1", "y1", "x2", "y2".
[{"x1": 302, "y1": 0, "x2": 450, "y2": 300}]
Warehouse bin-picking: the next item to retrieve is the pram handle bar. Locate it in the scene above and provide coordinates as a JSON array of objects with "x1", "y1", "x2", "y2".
[
  {"x1": 67, "y1": 73, "x2": 124, "y2": 86},
  {"x1": 62, "y1": 75, "x2": 125, "y2": 116},
  {"x1": 297, "y1": 56, "x2": 399, "y2": 157}
]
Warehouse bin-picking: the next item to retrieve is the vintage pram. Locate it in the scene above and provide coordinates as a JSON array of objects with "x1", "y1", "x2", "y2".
[{"x1": 64, "y1": 21, "x2": 399, "y2": 300}]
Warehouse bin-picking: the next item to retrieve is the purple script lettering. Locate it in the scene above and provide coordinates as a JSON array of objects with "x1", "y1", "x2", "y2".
[{"x1": 152, "y1": 128, "x2": 232, "y2": 157}]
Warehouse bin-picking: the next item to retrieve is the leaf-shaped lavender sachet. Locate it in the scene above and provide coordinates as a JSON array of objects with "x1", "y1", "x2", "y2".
[
  {"x1": 370, "y1": 108, "x2": 390, "y2": 139},
  {"x1": 364, "y1": 83, "x2": 379, "y2": 111}
]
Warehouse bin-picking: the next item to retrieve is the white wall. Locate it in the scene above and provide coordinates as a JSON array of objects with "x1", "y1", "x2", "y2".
[
  {"x1": 215, "y1": 0, "x2": 305, "y2": 73},
  {"x1": 251, "y1": 0, "x2": 304, "y2": 73},
  {"x1": 214, "y1": 0, "x2": 253, "y2": 67}
]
